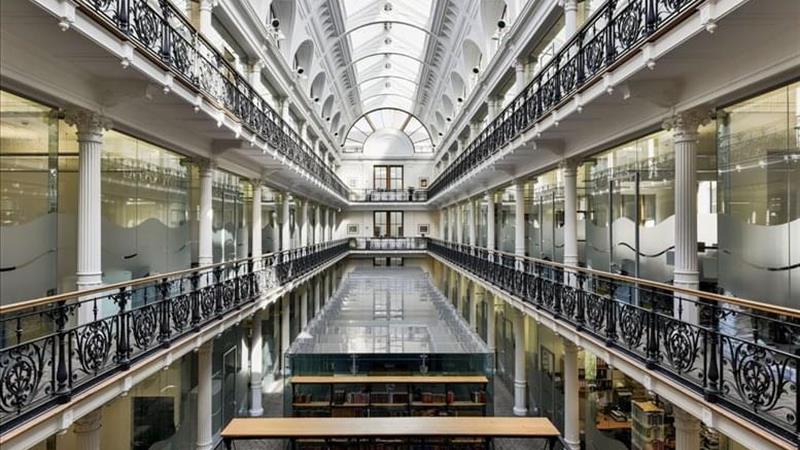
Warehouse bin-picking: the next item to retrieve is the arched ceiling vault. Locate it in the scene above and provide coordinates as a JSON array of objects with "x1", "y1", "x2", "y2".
[{"x1": 302, "y1": 0, "x2": 478, "y2": 146}]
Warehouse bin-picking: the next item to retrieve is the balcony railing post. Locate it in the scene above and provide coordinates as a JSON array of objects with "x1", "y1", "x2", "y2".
[
  {"x1": 190, "y1": 270, "x2": 201, "y2": 330},
  {"x1": 645, "y1": 307, "x2": 658, "y2": 369},
  {"x1": 159, "y1": 0, "x2": 172, "y2": 62},
  {"x1": 646, "y1": 0, "x2": 658, "y2": 34},
  {"x1": 575, "y1": 273, "x2": 585, "y2": 330},
  {"x1": 704, "y1": 328, "x2": 720, "y2": 402},
  {"x1": 52, "y1": 301, "x2": 72, "y2": 400},
  {"x1": 158, "y1": 278, "x2": 171, "y2": 347},
  {"x1": 604, "y1": 283, "x2": 617, "y2": 345},
  {"x1": 605, "y1": 1, "x2": 617, "y2": 65},
  {"x1": 114, "y1": 286, "x2": 131, "y2": 370},
  {"x1": 117, "y1": 0, "x2": 130, "y2": 34}
]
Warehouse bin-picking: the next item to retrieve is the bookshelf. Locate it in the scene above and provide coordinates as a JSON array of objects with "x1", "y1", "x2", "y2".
[
  {"x1": 288, "y1": 375, "x2": 490, "y2": 418},
  {"x1": 631, "y1": 400, "x2": 668, "y2": 450}
]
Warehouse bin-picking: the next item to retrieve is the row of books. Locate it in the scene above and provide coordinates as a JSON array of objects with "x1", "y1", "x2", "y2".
[{"x1": 295, "y1": 390, "x2": 488, "y2": 405}]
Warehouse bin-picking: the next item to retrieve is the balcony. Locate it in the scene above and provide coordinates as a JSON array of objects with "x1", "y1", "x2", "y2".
[
  {"x1": 348, "y1": 189, "x2": 429, "y2": 203},
  {"x1": 0, "y1": 240, "x2": 349, "y2": 430},
  {"x1": 427, "y1": 239, "x2": 799, "y2": 445},
  {"x1": 349, "y1": 237, "x2": 429, "y2": 251}
]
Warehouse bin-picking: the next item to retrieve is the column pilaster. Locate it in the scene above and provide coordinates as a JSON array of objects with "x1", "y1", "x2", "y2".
[
  {"x1": 563, "y1": 340, "x2": 580, "y2": 449},
  {"x1": 65, "y1": 110, "x2": 111, "y2": 290},
  {"x1": 74, "y1": 409, "x2": 102, "y2": 450},
  {"x1": 300, "y1": 199, "x2": 309, "y2": 247},
  {"x1": 196, "y1": 341, "x2": 213, "y2": 450},
  {"x1": 251, "y1": 180, "x2": 262, "y2": 259},
  {"x1": 281, "y1": 295, "x2": 290, "y2": 375},
  {"x1": 198, "y1": 160, "x2": 215, "y2": 265},
  {"x1": 514, "y1": 181, "x2": 526, "y2": 258},
  {"x1": 512, "y1": 308, "x2": 527, "y2": 416},
  {"x1": 562, "y1": 160, "x2": 579, "y2": 268},
  {"x1": 673, "y1": 407, "x2": 702, "y2": 450},
  {"x1": 249, "y1": 309, "x2": 264, "y2": 416},
  {"x1": 282, "y1": 192, "x2": 292, "y2": 250},
  {"x1": 486, "y1": 191, "x2": 496, "y2": 252}
]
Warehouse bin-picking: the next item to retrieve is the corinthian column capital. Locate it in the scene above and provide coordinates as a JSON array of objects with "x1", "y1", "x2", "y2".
[
  {"x1": 662, "y1": 108, "x2": 711, "y2": 142},
  {"x1": 64, "y1": 109, "x2": 112, "y2": 141}
]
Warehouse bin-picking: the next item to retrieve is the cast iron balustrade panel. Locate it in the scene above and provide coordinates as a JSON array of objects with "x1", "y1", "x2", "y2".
[
  {"x1": 349, "y1": 237, "x2": 429, "y2": 251},
  {"x1": 77, "y1": 0, "x2": 348, "y2": 198},
  {"x1": 427, "y1": 0, "x2": 701, "y2": 199},
  {"x1": 348, "y1": 189, "x2": 429, "y2": 202},
  {"x1": 427, "y1": 239, "x2": 799, "y2": 444},
  {"x1": 0, "y1": 240, "x2": 348, "y2": 430}
]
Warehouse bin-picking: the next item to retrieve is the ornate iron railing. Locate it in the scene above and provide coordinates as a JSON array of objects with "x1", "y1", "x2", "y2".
[
  {"x1": 428, "y1": 239, "x2": 799, "y2": 444},
  {"x1": 77, "y1": 0, "x2": 349, "y2": 198},
  {"x1": 348, "y1": 189, "x2": 429, "y2": 202},
  {"x1": 0, "y1": 239, "x2": 348, "y2": 429},
  {"x1": 349, "y1": 237, "x2": 429, "y2": 251},
  {"x1": 428, "y1": 0, "x2": 701, "y2": 199}
]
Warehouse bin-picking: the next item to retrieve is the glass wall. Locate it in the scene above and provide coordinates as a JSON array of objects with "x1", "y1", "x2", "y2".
[
  {"x1": 0, "y1": 90, "x2": 192, "y2": 303},
  {"x1": 717, "y1": 81, "x2": 799, "y2": 306}
]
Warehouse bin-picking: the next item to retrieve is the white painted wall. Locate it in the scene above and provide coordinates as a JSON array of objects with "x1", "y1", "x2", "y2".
[
  {"x1": 337, "y1": 210, "x2": 438, "y2": 239},
  {"x1": 338, "y1": 158, "x2": 434, "y2": 191}
]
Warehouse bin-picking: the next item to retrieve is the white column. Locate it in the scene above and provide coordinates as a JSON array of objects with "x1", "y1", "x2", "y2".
[
  {"x1": 249, "y1": 309, "x2": 264, "y2": 416},
  {"x1": 664, "y1": 110, "x2": 708, "y2": 321},
  {"x1": 455, "y1": 204, "x2": 463, "y2": 244},
  {"x1": 313, "y1": 276, "x2": 321, "y2": 313},
  {"x1": 73, "y1": 409, "x2": 102, "y2": 450},
  {"x1": 673, "y1": 408, "x2": 702, "y2": 450},
  {"x1": 512, "y1": 308, "x2": 527, "y2": 416},
  {"x1": 514, "y1": 181, "x2": 526, "y2": 257},
  {"x1": 469, "y1": 285, "x2": 479, "y2": 331},
  {"x1": 271, "y1": 211, "x2": 280, "y2": 252},
  {"x1": 251, "y1": 181, "x2": 262, "y2": 258},
  {"x1": 486, "y1": 191, "x2": 496, "y2": 252},
  {"x1": 198, "y1": 0, "x2": 215, "y2": 34},
  {"x1": 562, "y1": 161, "x2": 578, "y2": 268},
  {"x1": 487, "y1": 296, "x2": 496, "y2": 354},
  {"x1": 563, "y1": 340, "x2": 580, "y2": 450},
  {"x1": 468, "y1": 199, "x2": 477, "y2": 246},
  {"x1": 326, "y1": 208, "x2": 334, "y2": 241},
  {"x1": 323, "y1": 272, "x2": 330, "y2": 304},
  {"x1": 315, "y1": 204, "x2": 323, "y2": 245},
  {"x1": 331, "y1": 209, "x2": 337, "y2": 240},
  {"x1": 439, "y1": 209, "x2": 447, "y2": 239},
  {"x1": 198, "y1": 161, "x2": 214, "y2": 265},
  {"x1": 65, "y1": 111, "x2": 110, "y2": 291},
  {"x1": 564, "y1": 0, "x2": 578, "y2": 37},
  {"x1": 281, "y1": 295, "x2": 290, "y2": 374},
  {"x1": 513, "y1": 60, "x2": 527, "y2": 97},
  {"x1": 282, "y1": 193, "x2": 292, "y2": 251},
  {"x1": 196, "y1": 341, "x2": 213, "y2": 450},
  {"x1": 300, "y1": 285, "x2": 309, "y2": 328},
  {"x1": 300, "y1": 199, "x2": 309, "y2": 247}
]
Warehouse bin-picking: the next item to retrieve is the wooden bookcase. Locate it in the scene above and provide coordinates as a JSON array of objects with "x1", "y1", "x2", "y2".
[{"x1": 288, "y1": 375, "x2": 490, "y2": 418}]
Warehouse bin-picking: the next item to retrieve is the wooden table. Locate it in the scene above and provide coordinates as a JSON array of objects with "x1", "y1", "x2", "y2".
[
  {"x1": 222, "y1": 417, "x2": 561, "y2": 449},
  {"x1": 290, "y1": 375, "x2": 489, "y2": 384}
]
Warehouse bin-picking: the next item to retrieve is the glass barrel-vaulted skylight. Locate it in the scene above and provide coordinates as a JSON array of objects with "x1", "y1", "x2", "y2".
[
  {"x1": 340, "y1": 0, "x2": 434, "y2": 113},
  {"x1": 344, "y1": 109, "x2": 433, "y2": 153}
]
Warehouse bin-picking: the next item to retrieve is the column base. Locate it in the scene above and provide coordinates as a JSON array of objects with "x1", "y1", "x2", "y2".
[
  {"x1": 513, "y1": 379, "x2": 527, "y2": 416},
  {"x1": 564, "y1": 438, "x2": 580, "y2": 450},
  {"x1": 248, "y1": 407, "x2": 264, "y2": 417},
  {"x1": 512, "y1": 405, "x2": 528, "y2": 416}
]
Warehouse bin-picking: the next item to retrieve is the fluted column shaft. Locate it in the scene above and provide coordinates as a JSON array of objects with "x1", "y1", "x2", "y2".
[
  {"x1": 313, "y1": 276, "x2": 321, "y2": 313},
  {"x1": 74, "y1": 409, "x2": 102, "y2": 450},
  {"x1": 468, "y1": 199, "x2": 477, "y2": 246},
  {"x1": 563, "y1": 162, "x2": 578, "y2": 268},
  {"x1": 282, "y1": 193, "x2": 292, "y2": 250},
  {"x1": 456, "y1": 204, "x2": 464, "y2": 244},
  {"x1": 300, "y1": 286, "x2": 309, "y2": 329},
  {"x1": 513, "y1": 309, "x2": 527, "y2": 416},
  {"x1": 673, "y1": 408, "x2": 702, "y2": 450},
  {"x1": 249, "y1": 309, "x2": 264, "y2": 416},
  {"x1": 563, "y1": 341, "x2": 580, "y2": 449},
  {"x1": 66, "y1": 111, "x2": 110, "y2": 290},
  {"x1": 514, "y1": 181, "x2": 526, "y2": 257},
  {"x1": 196, "y1": 342, "x2": 213, "y2": 450},
  {"x1": 564, "y1": 0, "x2": 578, "y2": 37},
  {"x1": 251, "y1": 182, "x2": 262, "y2": 259},
  {"x1": 300, "y1": 200, "x2": 309, "y2": 247},
  {"x1": 198, "y1": 162, "x2": 214, "y2": 265},
  {"x1": 486, "y1": 191, "x2": 496, "y2": 252},
  {"x1": 281, "y1": 295, "x2": 290, "y2": 374},
  {"x1": 315, "y1": 204, "x2": 323, "y2": 245}
]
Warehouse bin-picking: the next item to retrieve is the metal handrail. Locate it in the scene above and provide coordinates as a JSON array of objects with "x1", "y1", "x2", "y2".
[
  {"x1": 427, "y1": 238, "x2": 800, "y2": 319},
  {"x1": 75, "y1": 0, "x2": 349, "y2": 198},
  {"x1": 428, "y1": 0, "x2": 702, "y2": 198}
]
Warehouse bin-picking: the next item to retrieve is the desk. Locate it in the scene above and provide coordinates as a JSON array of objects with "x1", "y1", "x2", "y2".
[
  {"x1": 222, "y1": 417, "x2": 561, "y2": 449},
  {"x1": 595, "y1": 412, "x2": 632, "y2": 431}
]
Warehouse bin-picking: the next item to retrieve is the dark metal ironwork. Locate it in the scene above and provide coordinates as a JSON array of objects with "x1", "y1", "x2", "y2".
[
  {"x1": 78, "y1": 0, "x2": 349, "y2": 198},
  {"x1": 349, "y1": 237, "x2": 429, "y2": 251},
  {"x1": 427, "y1": 239, "x2": 799, "y2": 443},
  {"x1": 0, "y1": 239, "x2": 348, "y2": 429},
  {"x1": 427, "y1": 0, "x2": 700, "y2": 199}
]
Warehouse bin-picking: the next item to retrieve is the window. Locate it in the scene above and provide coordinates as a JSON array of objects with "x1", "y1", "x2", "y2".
[
  {"x1": 374, "y1": 165, "x2": 403, "y2": 190},
  {"x1": 373, "y1": 211, "x2": 404, "y2": 237}
]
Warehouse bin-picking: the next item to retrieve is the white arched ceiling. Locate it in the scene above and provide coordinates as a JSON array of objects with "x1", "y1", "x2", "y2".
[
  {"x1": 310, "y1": 72, "x2": 327, "y2": 102},
  {"x1": 441, "y1": 95, "x2": 454, "y2": 118},
  {"x1": 293, "y1": 39, "x2": 314, "y2": 74},
  {"x1": 462, "y1": 39, "x2": 483, "y2": 76},
  {"x1": 451, "y1": 72, "x2": 466, "y2": 102},
  {"x1": 271, "y1": 0, "x2": 296, "y2": 58},
  {"x1": 330, "y1": 111, "x2": 342, "y2": 133},
  {"x1": 321, "y1": 95, "x2": 335, "y2": 119}
]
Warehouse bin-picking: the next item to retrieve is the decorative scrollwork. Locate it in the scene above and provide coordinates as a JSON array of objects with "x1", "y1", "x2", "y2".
[
  {"x1": 615, "y1": 4, "x2": 645, "y2": 50},
  {"x1": 0, "y1": 341, "x2": 48, "y2": 414},
  {"x1": 724, "y1": 339, "x2": 797, "y2": 423},
  {"x1": 659, "y1": 319, "x2": 700, "y2": 374},
  {"x1": 131, "y1": 1, "x2": 162, "y2": 49},
  {"x1": 585, "y1": 293, "x2": 606, "y2": 332},
  {"x1": 131, "y1": 305, "x2": 158, "y2": 350},
  {"x1": 617, "y1": 304, "x2": 646, "y2": 351},
  {"x1": 75, "y1": 320, "x2": 113, "y2": 374}
]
